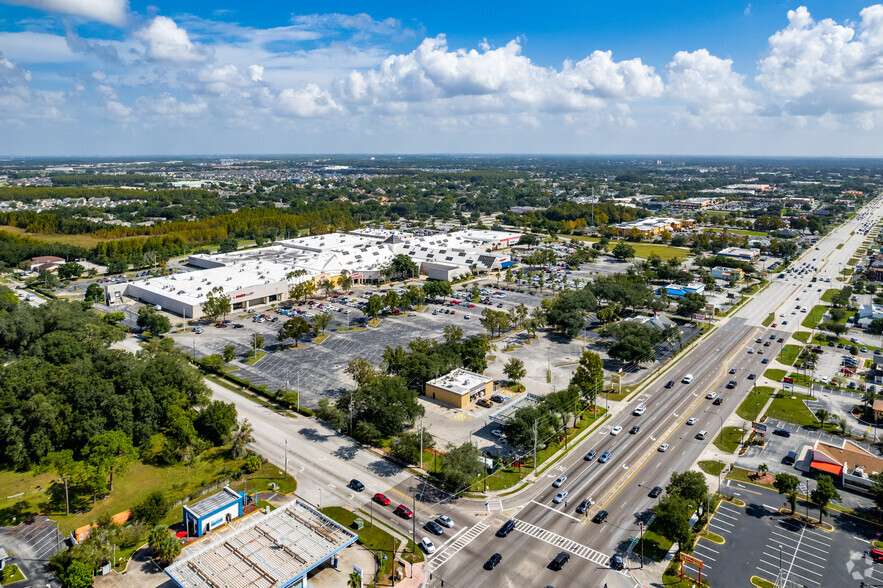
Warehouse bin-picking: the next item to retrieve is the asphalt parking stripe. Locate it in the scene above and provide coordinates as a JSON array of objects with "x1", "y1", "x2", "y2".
[
  {"x1": 714, "y1": 511, "x2": 739, "y2": 521},
  {"x1": 770, "y1": 530, "x2": 802, "y2": 543},
  {"x1": 795, "y1": 541, "x2": 830, "y2": 556},
  {"x1": 709, "y1": 524, "x2": 732, "y2": 535},
  {"x1": 711, "y1": 518, "x2": 734, "y2": 528}
]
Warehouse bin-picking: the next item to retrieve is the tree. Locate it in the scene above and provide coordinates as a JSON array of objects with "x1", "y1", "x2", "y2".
[
  {"x1": 57, "y1": 262, "x2": 85, "y2": 280},
  {"x1": 318, "y1": 278, "x2": 335, "y2": 298},
  {"x1": 337, "y1": 271, "x2": 354, "y2": 293},
  {"x1": 570, "y1": 350, "x2": 604, "y2": 408},
  {"x1": 815, "y1": 408, "x2": 830, "y2": 428},
  {"x1": 277, "y1": 316, "x2": 310, "y2": 346},
  {"x1": 479, "y1": 308, "x2": 510, "y2": 338},
  {"x1": 84, "y1": 430, "x2": 137, "y2": 493},
  {"x1": 61, "y1": 560, "x2": 93, "y2": 588},
  {"x1": 502, "y1": 405, "x2": 555, "y2": 452},
  {"x1": 810, "y1": 474, "x2": 841, "y2": 523},
  {"x1": 441, "y1": 442, "x2": 483, "y2": 490},
  {"x1": 348, "y1": 571, "x2": 362, "y2": 588},
  {"x1": 202, "y1": 287, "x2": 232, "y2": 322},
  {"x1": 222, "y1": 344, "x2": 236, "y2": 363},
  {"x1": 366, "y1": 295, "x2": 383, "y2": 320},
  {"x1": 503, "y1": 357, "x2": 526, "y2": 385},
  {"x1": 666, "y1": 470, "x2": 709, "y2": 517},
  {"x1": 653, "y1": 494, "x2": 692, "y2": 552},
  {"x1": 345, "y1": 357, "x2": 378, "y2": 387},
  {"x1": 608, "y1": 335, "x2": 655, "y2": 364},
  {"x1": 774, "y1": 472, "x2": 800, "y2": 514},
  {"x1": 136, "y1": 307, "x2": 171, "y2": 336},
  {"x1": 757, "y1": 463, "x2": 769, "y2": 477},
  {"x1": 195, "y1": 401, "x2": 238, "y2": 446},
  {"x1": 390, "y1": 430, "x2": 435, "y2": 465},
  {"x1": 384, "y1": 291, "x2": 400, "y2": 312},
  {"x1": 382, "y1": 254, "x2": 418, "y2": 280},
  {"x1": 154, "y1": 533, "x2": 182, "y2": 563},
  {"x1": 611, "y1": 243, "x2": 636, "y2": 261},
  {"x1": 39, "y1": 450, "x2": 82, "y2": 516},
  {"x1": 132, "y1": 490, "x2": 169, "y2": 526},
  {"x1": 443, "y1": 324, "x2": 463, "y2": 345},
  {"x1": 676, "y1": 292, "x2": 707, "y2": 317},
  {"x1": 312, "y1": 311, "x2": 332, "y2": 334},
  {"x1": 230, "y1": 419, "x2": 254, "y2": 458},
  {"x1": 149, "y1": 524, "x2": 170, "y2": 552},
  {"x1": 84, "y1": 283, "x2": 104, "y2": 304},
  {"x1": 871, "y1": 473, "x2": 883, "y2": 513}
]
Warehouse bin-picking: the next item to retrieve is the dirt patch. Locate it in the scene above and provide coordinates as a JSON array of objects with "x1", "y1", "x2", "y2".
[{"x1": 751, "y1": 473, "x2": 775, "y2": 485}]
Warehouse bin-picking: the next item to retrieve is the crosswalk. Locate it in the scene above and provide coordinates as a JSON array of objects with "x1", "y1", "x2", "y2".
[
  {"x1": 513, "y1": 519, "x2": 610, "y2": 566},
  {"x1": 486, "y1": 498, "x2": 503, "y2": 512},
  {"x1": 426, "y1": 521, "x2": 490, "y2": 572}
]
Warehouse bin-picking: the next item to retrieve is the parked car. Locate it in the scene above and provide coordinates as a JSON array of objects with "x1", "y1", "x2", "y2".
[
  {"x1": 773, "y1": 429, "x2": 791, "y2": 437},
  {"x1": 477, "y1": 398, "x2": 493, "y2": 408}
]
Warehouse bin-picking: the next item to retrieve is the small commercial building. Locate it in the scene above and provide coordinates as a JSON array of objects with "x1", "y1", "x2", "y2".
[
  {"x1": 609, "y1": 217, "x2": 695, "y2": 238},
  {"x1": 809, "y1": 440, "x2": 883, "y2": 492},
  {"x1": 717, "y1": 247, "x2": 760, "y2": 261},
  {"x1": 166, "y1": 499, "x2": 357, "y2": 588},
  {"x1": 710, "y1": 266, "x2": 744, "y2": 282},
  {"x1": 657, "y1": 283, "x2": 705, "y2": 298},
  {"x1": 182, "y1": 486, "x2": 245, "y2": 538},
  {"x1": 425, "y1": 368, "x2": 494, "y2": 409}
]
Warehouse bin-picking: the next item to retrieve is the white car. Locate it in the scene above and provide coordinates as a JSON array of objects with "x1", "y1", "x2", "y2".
[
  {"x1": 747, "y1": 348, "x2": 755, "y2": 354},
  {"x1": 436, "y1": 515, "x2": 454, "y2": 528},
  {"x1": 611, "y1": 426, "x2": 623, "y2": 436},
  {"x1": 492, "y1": 429, "x2": 505, "y2": 438},
  {"x1": 633, "y1": 404, "x2": 647, "y2": 416},
  {"x1": 686, "y1": 417, "x2": 697, "y2": 425},
  {"x1": 553, "y1": 475, "x2": 567, "y2": 487},
  {"x1": 658, "y1": 443, "x2": 670, "y2": 452},
  {"x1": 553, "y1": 490, "x2": 569, "y2": 503},
  {"x1": 706, "y1": 391, "x2": 716, "y2": 399},
  {"x1": 419, "y1": 537, "x2": 436, "y2": 554}
]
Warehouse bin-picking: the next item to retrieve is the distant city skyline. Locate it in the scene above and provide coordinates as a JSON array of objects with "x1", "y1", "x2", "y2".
[{"x1": 0, "y1": 1, "x2": 881, "y2": 157}]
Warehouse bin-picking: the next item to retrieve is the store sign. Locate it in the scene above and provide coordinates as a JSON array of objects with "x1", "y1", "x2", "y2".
[{"x1": 235, "y1": 291, "x2": 254, "y2": 299}]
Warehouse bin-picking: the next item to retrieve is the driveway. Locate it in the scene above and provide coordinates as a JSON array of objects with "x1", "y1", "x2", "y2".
[{"x1": 93, "y1": 546, "x2": 174, "y2": 588}]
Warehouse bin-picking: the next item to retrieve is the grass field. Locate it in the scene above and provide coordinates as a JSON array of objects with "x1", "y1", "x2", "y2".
[
  {"x1": 714, "y1": 426, "x2": 746, "y2": 453},
  {"x1": 0, "y1": 446, "x2": 248, "y2": 534},
  {"x1": 821, "y1": 289, "x2": 838, "y2": 303},
  {"x1": 802, "y1": 305, "x2": 827, "y2": 328},
  {"x1": 566, "y1": 236, "x2": 690, "y2": 260},
  {"x1": 777, "y1": 345, "x2": 801, "y2": 366},
  {"x1": 736, "y1": 386, "x2": 774, "y2": 421},
  {"x1": 792, "y1": 331, "x2": 811, "y2": 343},
  {"x1": 763, "y1": 369, "x2": 787, "y2": 381},
  {"x1": 764, "y1": 392, "x2": 817, "y2": 427},
  {"x1": 0, "y1": 226, "x2": 122, "y2": 248},
  {"x1": 321, "y1": 506, "x2": 402, "y2": 581},
  {"x1": 762, "y1": 313, "x2": 774, "y2": 327},
  {"x1": 698, "y1": 460, "x2": 726, "y2": 476}
]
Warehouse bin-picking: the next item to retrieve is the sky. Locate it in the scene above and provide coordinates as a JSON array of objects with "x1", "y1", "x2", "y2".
[{"x1": 0, "y1": 1, "x2": 882, "y2": 157}]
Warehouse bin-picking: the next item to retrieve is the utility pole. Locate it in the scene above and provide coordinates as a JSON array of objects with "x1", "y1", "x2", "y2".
[
  {"x1": 419, "y1": 419, "x2": 424, "y2": 470},
  {"x1": 411, "y1": 490, "x2": 417, "y2": 577},
  {"x1": 297, "y1": 370, "x2": 301, "y2": 414},
  {"x1": 533, "y1": 419, "x2": 538, "y2": 471},
  {"x1": 284, "y1": 439, "x2": 288, "y2": 477},
  {"x1": 639, "y1": 521, "x2": 644, "y2": 568}
]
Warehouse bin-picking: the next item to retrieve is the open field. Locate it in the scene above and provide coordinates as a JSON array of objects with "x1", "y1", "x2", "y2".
[
  {"x1": 0, "y1": 226, "x2": 122, "y2": 248},
  {"x1": 566, "y1": 236, "x2": 690, "y2": 260}
]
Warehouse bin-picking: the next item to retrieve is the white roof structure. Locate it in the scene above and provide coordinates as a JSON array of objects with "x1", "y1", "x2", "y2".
[
  {"x1": 165, "y1": 499, "x2": 357, "y2": 588},
  {"x1": 427, "y1": 368, "x2": 492, "y2": 396}
]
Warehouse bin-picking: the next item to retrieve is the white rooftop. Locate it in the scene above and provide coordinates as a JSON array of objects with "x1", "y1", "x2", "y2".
[{"x1": 427, "y1": 368, "x2": 492, "y2": 396}]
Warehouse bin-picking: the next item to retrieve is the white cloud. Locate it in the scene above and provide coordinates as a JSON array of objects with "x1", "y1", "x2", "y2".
[
  {"x1": 0, "y1": 52, "x2": 66, "y2": 121},
  {"x1": 0, "y1": 0, "x2": 128, "y2": 26},
  {"x1": 197, "y1": 63, "x2": 262, "y2": 94},
  {"x1": 0, "y1": 32, "x2": 77, "y2": 63},
  {"x1": 276, "y1": 84, "x2": 343, "y2": 117},
  {"x1": 135, "y1": 93, "x2": 207, "y2": 117},
  {"x1": 334, "y1": 36, "x2": 662, "y2": 115},
  {"x1": 667, "y1": 49, "x2": 756, "y2": 127},
  {"x1": 136, "y1": 16, "x2": 207, "y2": 64}
]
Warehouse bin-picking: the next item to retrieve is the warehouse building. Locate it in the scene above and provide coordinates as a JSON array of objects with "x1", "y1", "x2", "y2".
[
  {"x1": 165, "y1": 499, "x2": 357, "y2": 588},
  {"x1": 609, "y1": 217, "x2": 695, "y2": 237},
  {"x1": 104, "y1": 229, "x2": 521, "y2": 319},
  {"x1": 425, "y1": 368, "x2": 494, "y2": 409}
]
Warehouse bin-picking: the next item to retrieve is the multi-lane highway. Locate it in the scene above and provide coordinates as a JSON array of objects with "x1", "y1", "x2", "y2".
[{"x1": 422, "y1": 197, "x2": 883, "y2": 587}]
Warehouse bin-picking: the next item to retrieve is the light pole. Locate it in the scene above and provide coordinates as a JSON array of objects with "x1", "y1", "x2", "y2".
[{"x1": 705, "y1": 410, "x2": 724, "y2": 450}]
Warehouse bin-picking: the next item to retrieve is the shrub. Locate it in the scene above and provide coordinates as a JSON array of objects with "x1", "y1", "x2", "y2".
[
  {"x1": 131, "y1": 490, "x2": 169, "y2": 526},
  {"x1": 244, "y1": 455, "x2": 262, "y2": 473}
]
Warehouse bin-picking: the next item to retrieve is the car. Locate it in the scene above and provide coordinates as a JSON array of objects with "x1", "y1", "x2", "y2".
[
  {"x1": 584, "y1": 450, "x2": 597, "y2": 461},
  {"x1": 232, "y1": 323, "x2": 244, "y2": 328},
  {"x1": 373, "y1": 493, "x2": 391, "y2": 506},
  {"x1": 419, "y1": 537, "x2": 436, "y2": 554},
  {"x1": 598, "y1": 451, "x2": 612, "y2": 463},
  {"x1": 194, "y1": 327, "x2": 205, "y2": 334},
  {"x1": 755, "y1": 338, "x2": 763, "y2": 344},
  {"x1": 633, "y1": 404, "x2": 647, "y2": 416},
  {"x1": 592, "y1": 510, "x2": 609, "y2": 524},
  {"x1": 665, "y1": 380, "x2": 675, "y2": 388},
  {"x1": 553, "y1": 475, "x2": 567, "y2": 487},
  {"x1": 349, "y1": 479, "x2": 365, "y2": 492},
  {"x1": 686, "y1": 417, "x2": 697, "y2": 425},
  {"x1": 576, "y1": 499, "x2": 591, "y2": 514},
  {"x1": 395, "y1": 505, "x2": 414, "y2": 519},
  {"x1": 772, "y1": 323, "x2": 777, "y2": 327},
  {"x1": 729, "y1": 368, "x2": 737, "y2": 374},
  {"x1": 696, "y1": 430, "x2": 708, "y2": 440},
  {"x1": 553, "y1": 490, "x2": 569, "y2": 503},
  {"x1": 496, "y1": 520, "x2": 515, "y2": 537},
  {"x1": 748, "y1": 348, "x2": 755, "y2": 354},
  {"x1": 682, "y1": 374, "x2": 694, "y2": 383},
  {"x1": 706, "y1": 391, "x2": 717, "y2": 399},
  {"x1": 778, "y1": 338, "x2": 784, "y2": 343},
  {"x1": 773, "y1": 428, "x2": 792, "y2": 437},
  {"x1": 862, "y1": 347, "x2": 869, "y2": 353},
  {"x1": 658, "y1": 443, "x2": 669, "y2": 452},
  {"x1": 758, "y1": 349, "x2": 764, "y2": 355},
  {"x1": 551, "y1": 551, "x2": 571, "y2": 570},
  {"x1": 726, "y1": 380, "x2": 737, "y2": 389},
  {"x1": 762, "y1": 358, "x2": 770, "y2": 364},
  {"x1": 629, "y1": 425, "x2": 640, "y2": 434},
  {"x1": 713, "y1": 397, "x2": 723, "y2": 405},
  {"x1": 436, "y1": 515, "x2": 454, "y2": 528},
  {"x1": 763, "y1": 341, "x2": 771, "y2": 347},
  {"x1": 610, "y1": 426, "x2": 623, "y2": 435},
  {"x1": 216, "y1": 322, "x2": 228, "y2": 328},
  {"x1": 748, "y1": 372, "x2": 756, "y2": 380},
  {"x1": 782, "y1": 320, "x2": 788, "y2": 325},
  {"x1": 484, "y1": 553, "x2": 502, "y2": 570},
  {"x1": 490, "y1": 394, "x2": 506, "y2": 403},
  {"x1": 464, "y1": 313, "x2": 471, "y2": 319},
  {"x1": 838, "y1": 343, "x2": 845, "y2": 348},
  {"x1": 491, "y1": 429, "x2": 505, "y2": 438},
  {"x1": 425, "y1": 520, "x2": 444, "y2": 535},
  {"x1": 649, "y1": 485, "x2": 664, "y2": 497},
  {"x1": 770, "y1": 334, "x2": 777, "y2": 340},
  {"x1": 610, "y1": 554, "x2": 625, "y2": 570},
  {"x1": 477, "y1": 398, "x2": 493, "y2": 408}
]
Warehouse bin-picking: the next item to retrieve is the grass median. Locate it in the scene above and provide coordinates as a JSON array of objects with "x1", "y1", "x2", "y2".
[
  {"x1": 736, "y1": 386, "x2": 774, "y2": 421},
  {"x1": 802, "y1": 305, "x2": 827, "y2": 329},
  {"x1": 713, "y1": 426, "x2": 746, "y2": 454}
]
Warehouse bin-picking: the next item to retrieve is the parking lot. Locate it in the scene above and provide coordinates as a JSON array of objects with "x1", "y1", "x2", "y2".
[
  {"x1": 0, "y1": 516, "x2": 61, "y2": 586},
  {"x1": 690, "y1": 484, "x2": 880, "y2": 588}
]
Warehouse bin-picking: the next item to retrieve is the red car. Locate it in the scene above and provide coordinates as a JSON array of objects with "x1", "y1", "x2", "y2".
[
  {"x1": 216, "y1": 322, "x2": 228, "y2": 328},
  {"x1": 466, "y1": 304, "x2": 476, "y2": 308},
  {"x1": 395, "y1": 505, "x2": 413, "y2": 519},
  {"x1": 373, "y1": 493, "x2": 391, "y2": 506}
]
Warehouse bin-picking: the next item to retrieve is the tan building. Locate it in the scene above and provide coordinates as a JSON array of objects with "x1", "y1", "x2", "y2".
[
  {"x1": 425, "y1": 368, "x2": 494, "y2": 409},
  {"x1": 810, "y1": 439, "x2": 883, "y2": 492}
]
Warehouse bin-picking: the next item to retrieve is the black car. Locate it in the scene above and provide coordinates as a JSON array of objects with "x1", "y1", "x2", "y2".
[
  {"x1": 773, "y1": 428, "x2": 792, "y2": 437},
  {"x1": 232, "y1": 323, "x2": 244, "y2": 328},
  {"x1": 593, "y1": 510, "x2": 609, "y2": 524},
  {"x1": 713, "y1": 397, "x2": 723, "y2": 405},
  {"x1": 496, "y1": 520, "x2": 515, "y2": 537},
  {"x1": 551, "y1": 551, "x2": 570, "y2": 570},
  {"x1": 349, "y1": 479, "x2": 365, "y2": 492},
  {"x1": 610, "y1": 554, "x2": 624, "y2": 570},
  {"x1": 484, "y1": 553, "x2": 502, "y2": 570},
  {"x1": 576, "y1": 499, "x2": 590, "y2": 514},
  {"x1": 425, "y1": 520, "x2": 444, "y2": 535},
  {"x1": 748, "y1": 373, "x2": 756, "y2": 380},
  {"x1": 649, "y1": 486, "x2": 663, "y2": 498},
  {"x1": 490, "y1": 394, "x2": 506, "y2": 403},
  {"x1": 726, "y1": 380, "x2": 737, "y2": 389},
  {"x1": 665, "y1": 380, "x2": 675, "y2": 389},
  {"x1": 629, "y1": 426, "x2": 640, "y2": 434}
]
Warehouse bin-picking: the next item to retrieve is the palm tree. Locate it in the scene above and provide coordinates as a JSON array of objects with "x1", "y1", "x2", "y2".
[
  {"x1": 348, "y1": 571, "x2": 361, "y2": 588},
  {"x1": 815, "y1": 408, "x2": 830, "y2": 429},
  {"x1": 756, "y1": 463, "x2": 769, "y2": 478}
]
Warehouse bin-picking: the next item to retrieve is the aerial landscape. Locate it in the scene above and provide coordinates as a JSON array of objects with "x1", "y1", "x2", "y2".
[{"x1": 3, "y1": 2, "x2": 883, "y2": 588}]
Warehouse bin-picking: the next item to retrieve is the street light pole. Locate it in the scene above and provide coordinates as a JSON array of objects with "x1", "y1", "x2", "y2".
[{"x1": 639, "y1": 521, "x2": 644, "y2": 569}]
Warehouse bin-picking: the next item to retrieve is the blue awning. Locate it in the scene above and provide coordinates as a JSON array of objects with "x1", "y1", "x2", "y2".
[{"x1": 500, "y1": 261, "x2": 515, "y2": 268}]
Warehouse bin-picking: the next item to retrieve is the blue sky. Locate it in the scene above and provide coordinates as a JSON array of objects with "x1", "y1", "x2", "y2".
[{"x1": 0, "y1": 0, "x2": 881, "y2": 156}]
